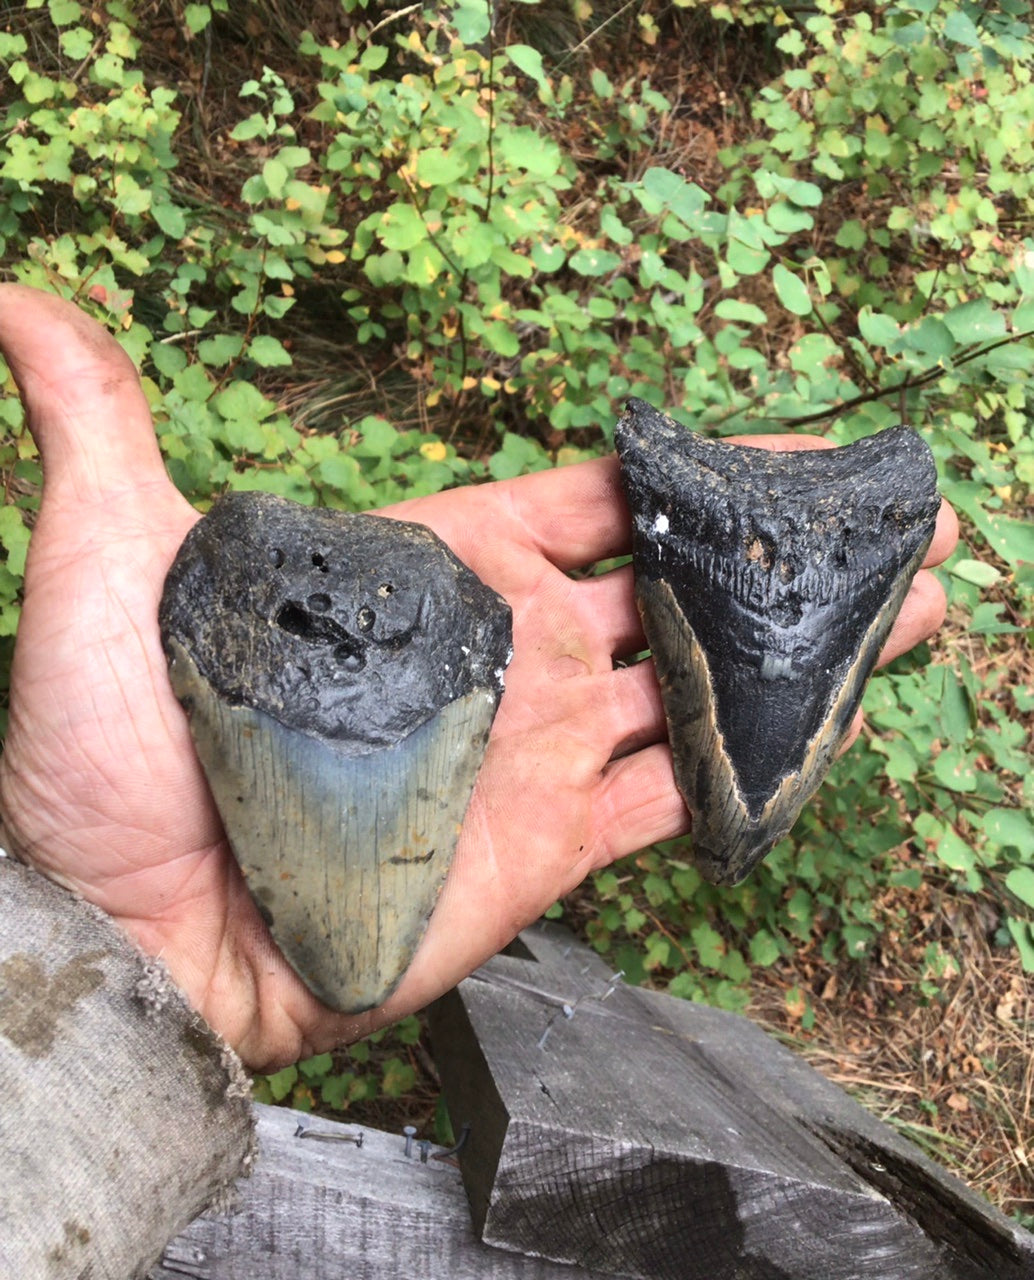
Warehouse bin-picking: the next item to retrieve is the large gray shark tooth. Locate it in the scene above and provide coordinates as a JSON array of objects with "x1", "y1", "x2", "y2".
[
  {"x1": 159, "y1": 491, "x2": 512, "y2": 1012},
  {"x1": 615, "y1": 398, "x2": 941, "y2": 887}
]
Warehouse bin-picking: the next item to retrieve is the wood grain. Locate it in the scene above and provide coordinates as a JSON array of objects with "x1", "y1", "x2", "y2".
[
  {"x1": 150, "y1": 1102, "x2": 608, "y2": 1279},
  {"x1": 430, "y1": 923, "x2": 1034, "y2": 1280}
]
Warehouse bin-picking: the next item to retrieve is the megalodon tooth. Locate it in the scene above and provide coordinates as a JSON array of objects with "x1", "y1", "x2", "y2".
[
  {"x1": 615, "y1": 398, "x2": 941, "y2": 886},
  {"x1": 159, "y1": 491, "x2": 512, "y2": 1012}
]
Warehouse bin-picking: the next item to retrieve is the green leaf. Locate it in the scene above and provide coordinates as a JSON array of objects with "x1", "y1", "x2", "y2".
[
  {"x1": 641, "y1": 169, "x2": 708, "y2": 227},
  {"x1": 48, "y1": 0, "x2": 81, "y2": 25},
  {"x1": 858, "y1": 307, "x2": 901, "y2": 348},
  {"x1": 495, "y1": 128, "x2": 562, "y2": 178},
  {"x1": 944, "y1": 9, "x2": 983, "y2": 47},
  {"x1": 298, "y1": 1052, "x2": 333, "y2": 1080},
  {"x1": 381, "y1": 1058, "x2": 417, "y2": 1097},
  {"x1": 395, "y1": 1015, "x2": 422, "y2": 1046},
  {"x1": 265, "y1": 1064, "x2": 298, "y2": 1101},
  {"x1": 488, "y1": 433, "x2": 549, "y2": 480},
  {"x1": 59, "y1": 25, "x2": 94, "y2": 58},
  {"x1": 531, "y1": 241, "x2": 565, "y2": 272},
  {"x1": 766, "y1": 202, "x2": 813, "y2": 235},
  {"x1": 970, "y1": 509, "x2": 1034, "y2": 567},
  {"x1": 0, "y1": 506, "x2": 30, "y2": 577},
  {"x1": 232, "y1": 115, "x2": 268, "y2": 143},
  {"x1": 508, "y1": 44, "x2": 545, "y2": 84},
  {"x1": 415, "y1": 147, "x2": 472, "y2": 187},
  {"x1": 483, "y1": 321, "x2": 519, "y2": 357},
  {"x1": 152, "y1": 202, "x2": 186, "y2": 239},
  {"x1": 725, "y1": 239, "x2": 770, "y2": 276},
  {"x1": 451, "y1": 0, "x2": 491, "y2": 45},
  {"x1": 942, "y1": 299, "x2": 1007, "y2": 345},
  {"x1": 378, "y1": 204, "x2": 427, "y2": 252},
  {"x1": 405, "y1": 241, "x2": 446, "y2": 286},
  {"x1": 900, "y1": 316, "x2": 955, "y2": 361},
  {"x1": 1013, "y1": 298, "x2": 1034, "y2": 332},
  {"x1": 197, "y1": 333, "x2": 244, "y2": 366},
  {"x1": 933, "y1": 749, "x2": 979, "y2": 793},
  {"x1": 214, "y1": 379, "x2": 274, "y2": 423},
  {"x1": 715, "y1": 299, "x2": 767, "y2": 325},
  {"x1": 948, "y1": 558, "x2": 1001, "y2": 587},
  {"x1": 248, "y1": 334, "x2": 292, "y2": 367},
  {"x1": 1007, "y1": 867, "x2": 1034, "y2": 908},
  {"x1": 842, "y1": 925, "x2": 872, "y2": 958},
  {"x1": 1006, "y1": 919, "x2": 1034, "y2": 973},
  {"x1": 835, "y1": 220, "x2": 866, "y2": 250},
  {"x1": 150, "y1": 341, "x2": 186, "y2": 378},
  {"x1": 569, "y1": 248, "x2": 622, "y2": 277},
  {"x1": 935, "y1": 827, "x2": 979, "y2": 873},
  {"x1": 451, "y1": 218, "x2": 495, "y2": 269},
  {"x1": 984, "y1": 809, "x2": 1034, "y2": 855},
  {"x1": 691, "y1": 922, "x2": 726, "y2": 970},
  {"x1": 749, "y1": 930, "x2": 781, "y2": 966},
  {"x1": 590, "y1": 68, "x2": 613, "y2": 98},
  {"x1": 320, "y1": 1073, "x2": 354, "y2": 1110},
  {"x1": 967, "y1": 602, "x2": 1019, "y2": 636},
  {"x1": 277, "y1": 146, "x2": 312, "y2": 171},
  {"x1": 772, "y1": 263, "x2": 812, "y2": 315},
  {"x1": 183, "y1": 3, "x2": 212, "y2": 34},
  {"x1": 761, "y1": 172, "x2": 823, "y2": 208},
  {"x1": 776, "y1": 28, "x2": 805, "y2": 56},
  {"x1": 360, "y1": 43, "x2": 388, "y2": 70},
  {"x1": 263, "y1": 295, "x2": 296, "y2": 320},
  {"x1": 262, "y1": 157, "x2": 288, "y2": 197}
]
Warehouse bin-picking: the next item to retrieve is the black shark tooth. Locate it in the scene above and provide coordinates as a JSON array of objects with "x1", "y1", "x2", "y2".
[
  {"x1": 615, "y1": 398, "x2": 940, "y2": 886},
  {"x1": 159, "y1": 491, "x2": 512, "y2": 1012}
]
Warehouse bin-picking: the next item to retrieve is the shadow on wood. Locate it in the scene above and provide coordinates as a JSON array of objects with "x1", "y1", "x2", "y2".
[{"x1": 430, "y1": 923, "x2": 1034, "y2": 1280}]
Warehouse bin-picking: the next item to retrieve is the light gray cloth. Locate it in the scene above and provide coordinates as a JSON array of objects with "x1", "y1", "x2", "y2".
[{"x1": 0, "y1": 856, "x2": 255, "y2": 1279}]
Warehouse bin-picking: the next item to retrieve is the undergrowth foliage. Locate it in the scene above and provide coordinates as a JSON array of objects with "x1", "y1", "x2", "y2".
[{"x1": 0, "y1": 0, "x2": 1032, "y2": 1090}]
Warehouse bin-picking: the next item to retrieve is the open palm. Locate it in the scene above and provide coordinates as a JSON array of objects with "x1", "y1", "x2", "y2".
[{"x1": 0, "y1": 286, "x2": 957, "y2": 1069}]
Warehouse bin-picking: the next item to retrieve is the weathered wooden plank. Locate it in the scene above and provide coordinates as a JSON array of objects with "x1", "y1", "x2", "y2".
[
  {"x1": 150, "y1": 1103, "x2": 608, "y2": 1280},
  {"x1": 431, "y1": 923, "x2": 1034, "y2": 1280}
]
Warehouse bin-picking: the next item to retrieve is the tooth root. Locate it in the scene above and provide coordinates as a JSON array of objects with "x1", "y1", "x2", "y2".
[
  {"x1": 159, "y1": 491, "x2": 512, "y2": 1012},
  {"x1": 615, "y1": 398, "x2": 941, "y2": 886}
]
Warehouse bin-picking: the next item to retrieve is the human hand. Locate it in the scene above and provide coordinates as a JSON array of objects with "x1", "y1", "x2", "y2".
[{"x1": 0, "y1": 285, "x2": 958, "y2": 1069}]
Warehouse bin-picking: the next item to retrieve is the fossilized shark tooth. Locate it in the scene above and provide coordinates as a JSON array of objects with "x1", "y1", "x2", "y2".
[
  {"x1": 615, "y1": 398, "x2": 941, "y2": 887},
  {"x1": 159, "y1": 491, "x2": 512, "y2": 1012}
]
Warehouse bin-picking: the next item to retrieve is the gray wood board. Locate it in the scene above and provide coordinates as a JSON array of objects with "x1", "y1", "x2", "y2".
[
  {"x1": 150, "y1": 1102, "x2": 607, "y2": 1280},
  {"x1": 429, "y1": 922, "x2": 1034, "y2": 1280}
]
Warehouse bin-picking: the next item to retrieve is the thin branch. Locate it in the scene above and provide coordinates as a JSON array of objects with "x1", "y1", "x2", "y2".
[
  {"x1": 555, "y1": 0, "x2": 641, "y2": 67},
  {"x1": 811, "y1": 295, "x2": 881, "y2": 395},
  {"x1": 396, "y1": 171, "x2": 464, "y2": 278},
  {"x1": 774, "y1": 329, "x2": 1034, "y2": 427},
  {"x1": 364, "y1": 4, "x2": 421, "y2": 42}
]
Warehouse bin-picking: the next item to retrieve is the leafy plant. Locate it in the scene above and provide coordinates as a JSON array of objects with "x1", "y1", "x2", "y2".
[
  {"x1": 253, "y1": 1014, "x2": 423, "y2": 1113},
  {"x1": 1, "y1": 0, "x2": 1031, "y2": 1112}
]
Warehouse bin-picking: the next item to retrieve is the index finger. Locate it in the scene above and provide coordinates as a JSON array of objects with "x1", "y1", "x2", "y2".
[
  {"x1": 386, "y1": 454, "x2": 633, "y2": 571},
  {"x1": 390, "y1": 428, "x2": 838, "y2": 572}
]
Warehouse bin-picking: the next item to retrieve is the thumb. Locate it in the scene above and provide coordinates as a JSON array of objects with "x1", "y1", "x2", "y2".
[{"x1": 0, "y1": 285, "x2": 180, "y2": 516}]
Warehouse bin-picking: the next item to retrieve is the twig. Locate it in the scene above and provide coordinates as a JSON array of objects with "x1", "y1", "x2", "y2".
[
  {"x1": 556, "y1": 0, "x2": 640, "y2": 65},
  {"x1": 774, "y1": 329, "x2": 1034, "y2": 427},
  {"x1": 364, "y1": 3, "x2": 421, "y2": 42}
]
